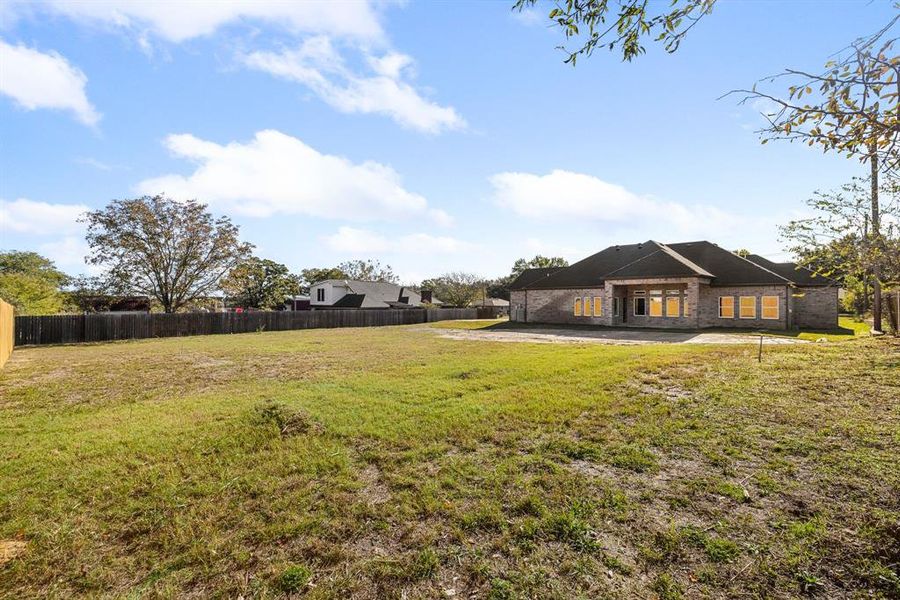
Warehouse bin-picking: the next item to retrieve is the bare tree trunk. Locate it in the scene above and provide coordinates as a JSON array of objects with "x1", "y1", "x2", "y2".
[{"x1": 870, "y1": 144, "x2": 882, "y2": 332}]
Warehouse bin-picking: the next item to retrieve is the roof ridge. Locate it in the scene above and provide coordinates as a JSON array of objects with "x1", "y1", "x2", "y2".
[
  {"x1": 727, "y1": 249, "x2": 793, "y2": 284},
  {"x1": 602, "y1": 247, "x2": 665, "y2": 278},
  {"x1": 653, "y1": 241, "x2": 714, "y2": 278}
]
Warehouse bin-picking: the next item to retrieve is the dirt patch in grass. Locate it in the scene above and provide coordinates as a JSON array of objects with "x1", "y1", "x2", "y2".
[{"x1": 0, "y1": 540, "x2": 27, "y2": 565}]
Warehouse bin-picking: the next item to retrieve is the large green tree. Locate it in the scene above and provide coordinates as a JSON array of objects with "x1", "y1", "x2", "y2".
[
  {"x1": 221, "y1": 257, "x2": 301, "y2": 310},
  {"x1": 511, "y1": 255, "x2": 569, "y2": 278},
  {"x1": 0, "y1": 251, "x2": 70, "y2": 315},
  {"x1": 84, "y1": 195, "x2": 253, "y2": 313},
  {"x1": 780, "y1": 175, "x2": 900, "y2": 325},
  {"x1": 421, "y1": 272, "x2": 482, "y2": 307}
]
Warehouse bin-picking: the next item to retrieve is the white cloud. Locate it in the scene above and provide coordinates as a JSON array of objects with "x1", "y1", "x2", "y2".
[
  {"x1": 0, "y1": 198, "x2": 89, "y2": 235},
  {"x1": 323, "y1": 226, "x2": 474, "y2": 255},
  {"x1": 0, "y1": 39, "x2": 100, "y2": 125},
  {"x1": 136, "y1": 129, "x2": 450, "y2": 224},
  {"x1": 24, "y1": 0, "x2": 385, "y2": 43},
  {"x1": 490, "y1": 169, "x2": 763, "y2": 239},
  {"x1": 242, "y1": 36, "x2": 465, "y2": 133},
  {"x1": 37, "y1": 236, "x2": 95, "y2": 271}
]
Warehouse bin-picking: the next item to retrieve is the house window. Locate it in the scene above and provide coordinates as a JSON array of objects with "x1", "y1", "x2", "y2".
[
  {"x1": 592, "y1": 297, "x2": 602, "y2": 317},
  {"x1": 739, "y1": 296, "x2": 756, "y2": 319},
  {"x1": 719, "y1": 296, "x2": 735, "y2": 318},
  {"x1": 633, "y1": 297, "x2": 647, "y2": 316},
  {"x1": 666, "y1": 290, "x2": 680, "y2": 295},
  {"x1": 761, "y1": 296, "x2": 779, "y2": 319},
  {"x1": 648, "y1": 290, "x2": 663, "y2": 317},
  {"x1": 666, "y1": 296, "x2": 680, "y2": 317},
  {"x1": 574, "y1": 297, "x2": 582, "y2": 316},
  {"x1": 613, "y1": 297, "x2": 620, "y2": 317},
  {"x1": 316, "y1": 288, "x2": 325, "y2": 302}
]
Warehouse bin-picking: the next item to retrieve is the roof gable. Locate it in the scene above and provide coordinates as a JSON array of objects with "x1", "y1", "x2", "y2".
[{"x1": 665, "y1": 241, "x2": 791, "y2": 285}]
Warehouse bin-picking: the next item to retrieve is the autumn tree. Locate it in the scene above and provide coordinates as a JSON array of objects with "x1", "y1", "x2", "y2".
[
  {"x1": 221, "y1": 257, "x2": 301, "y2": 310},
  {"x1": 83, "y1": 195, "x2": 253, "y2": 313},
  {"x1": 513, "y1": 0, "x2": 716, "y2": 63},
  {"x1": 737, "y1": 12, "x2": 899, "y2": 330},
  {"x1": 0, "y1": 251, "x2": 70, "y2": 315}
]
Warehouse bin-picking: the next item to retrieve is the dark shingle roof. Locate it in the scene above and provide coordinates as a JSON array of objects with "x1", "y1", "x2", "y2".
[
  {"x1": 332, "y1": 293, "x2": 365, "y2": 308},
  {"x1": 605, "y1": 247, "x2": 714, "y2": 279},
  {"x1": 745, "y1": 254, "x2": 835, "y2": 286},
  {"x1": 665, "y1": 241, "x2": 790, "y2": 286},
  {"x1": 509, "y1": 267, "x2": 566, "y2": 290},
  {"x1": 513, "y1": 240, "x2": 798, "y2": 290},
  {"x1": 527, "y1": 242, "x2": 658, "y2": 289}
]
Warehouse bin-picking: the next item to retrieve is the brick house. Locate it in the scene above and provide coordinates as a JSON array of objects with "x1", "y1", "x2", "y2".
[{"x1": 509, "y1": 241, "x2": 838, "y2": 330}]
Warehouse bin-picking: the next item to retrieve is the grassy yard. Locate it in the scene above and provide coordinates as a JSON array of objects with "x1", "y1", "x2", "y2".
[{"x1": 1, "y1": 324, "x2": 898, "y2": 599}]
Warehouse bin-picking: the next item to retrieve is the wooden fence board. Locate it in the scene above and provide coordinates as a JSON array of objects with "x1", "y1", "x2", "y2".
[
  {"x1": 0, "y1": 299, "x2": 13, "y2": 368},
  {"x1": 13, "y1": 307, "x2": 495, "y2": 347}
]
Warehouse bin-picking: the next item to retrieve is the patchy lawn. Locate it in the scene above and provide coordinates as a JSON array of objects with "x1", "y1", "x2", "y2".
[{"x1": 1, "y1": 324, "x2": 897, "y2": 599}]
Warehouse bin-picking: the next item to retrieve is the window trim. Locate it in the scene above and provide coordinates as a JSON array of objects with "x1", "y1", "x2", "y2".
[
  {"x1": 761, "y1": 295, "x2": 779, "y2": 320},
  {"x1": 718, "y1": 296, "x2": 735, "y2": 319},
  {"x1": 633, "y1": 296, "x2": 647, "y2": 316},
  {"x1": 665, "y1": 296, "x2": 680, "y2": 318},
  {"x1": 574, "y1": 297, "x2": 582, "y2": 316},
  {"x1": 592, "y1": 296, "x2": 602, "y2": 317},
  {"x1": 739, "y1": 296, "x2": 757, "y2": 319}
]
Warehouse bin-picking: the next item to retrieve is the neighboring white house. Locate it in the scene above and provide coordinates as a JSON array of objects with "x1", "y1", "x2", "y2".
[{"x1": 309, "y1": 280, "x2": 437, "y2": 309}]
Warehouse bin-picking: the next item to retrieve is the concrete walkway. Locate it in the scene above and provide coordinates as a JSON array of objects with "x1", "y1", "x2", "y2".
[{"x1": 431, "y1": 324, "x2": 807, "y2": 345}]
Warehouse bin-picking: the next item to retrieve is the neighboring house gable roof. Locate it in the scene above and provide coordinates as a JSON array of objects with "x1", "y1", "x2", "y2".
[
  {"x1": 509, "y1": 267, "x2": 566, "y2": 290},
  {"x1": 745, "y1": 254, "x2": 835, "y2": 286},
  {"x1": 316, "y1": 280, "x2": 425, "y2": 308},
  {"x1": 331, "y1": 293, "x2": 366, "y2": 308}
]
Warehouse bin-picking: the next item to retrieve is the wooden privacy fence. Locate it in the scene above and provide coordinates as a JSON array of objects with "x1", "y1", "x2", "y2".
[
  {"x1": 0, "y1": 299, "x2": 13, "y2": 367},
  {"x1": 14, "y1": 307, "x2": 496, "y2": 347}
]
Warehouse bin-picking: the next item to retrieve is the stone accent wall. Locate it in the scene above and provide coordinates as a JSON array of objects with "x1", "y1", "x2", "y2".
[
  {"x1": 793, "y1": 286, "x2": 838, "y2": 329},
  {"x1": 698, "y1": 284, "x2": 789, "y2": 329}
]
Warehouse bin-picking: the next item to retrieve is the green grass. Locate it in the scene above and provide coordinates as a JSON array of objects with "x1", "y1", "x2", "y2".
[{"x1": 1, "y1": 324, "x2": 898, "y2": 598}]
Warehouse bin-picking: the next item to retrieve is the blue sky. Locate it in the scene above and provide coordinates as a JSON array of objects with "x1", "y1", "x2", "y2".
[{"x1": 1, "y1": 1, "x2": 895, "y2": 284}]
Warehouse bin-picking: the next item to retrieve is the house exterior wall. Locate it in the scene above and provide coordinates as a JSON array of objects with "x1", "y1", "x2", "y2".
[
  {"x1": 512, "y1": 281, "x2": 835, "y2": 330},
  {"x1": 309, "y1": 281, "x2": 348, "y2": 307},
  {"x1": 697, "y1": 284, "x2": 790, "y2": 330},
  {"x1": 519, "y1": 287, "x2": 611, "y2": 326},
  {"x1": 792, "y1": 286, "x2": 838, "y2": 329}
]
